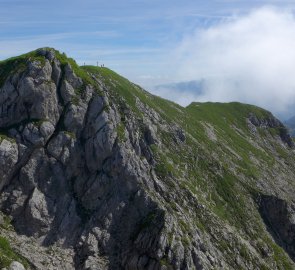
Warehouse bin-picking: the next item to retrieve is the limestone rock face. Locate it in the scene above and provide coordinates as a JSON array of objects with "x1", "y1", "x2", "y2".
[
  {"x1": 0, "y1": 139, "x2": 18, "y2": 190},
  {"x1": 259, "y1": 195, "x2": 295, "y2": 261},
  {"x1": 1, "y1": 48, "x2": 295, "y2": 270},
  {"x1": 0, "y1": 49, "x2": 169, "y2": 269},
  {"x1": 8, "y1": 261, "x2": 25, "y2": 270},
  {"x1": 0, "y1": 60, "x2": 60, "y2": 128}
]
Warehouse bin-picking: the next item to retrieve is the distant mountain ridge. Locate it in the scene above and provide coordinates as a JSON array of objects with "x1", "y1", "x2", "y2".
[
  {"x1": 154, "y1": 80, "x2": 205, "y2": 95},
  {"x1": 154, "y1": 80, "x2": 295, "y2": 121},
  {"x1": 0, "y1": 48, "x2": 295, "y2": 269}
]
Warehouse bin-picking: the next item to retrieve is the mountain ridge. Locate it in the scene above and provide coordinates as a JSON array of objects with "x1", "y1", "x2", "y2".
[{"x1": 0, "y1": 48, "x2": 294, "y2": 269}]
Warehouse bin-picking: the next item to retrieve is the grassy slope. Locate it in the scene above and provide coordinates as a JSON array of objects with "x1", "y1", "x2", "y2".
[
  {"x1": 0, "y1": 216, "x2": 29, "y2": 268},
  {"x1": 81, "y1": 65, "x2": 294, "y2": 269},
  {"x1": 1, "y1": 49, "x2": 294, "y2": 268},
  {"x1": 0, "y1": 236, "x2": 29, "y2": 268}
]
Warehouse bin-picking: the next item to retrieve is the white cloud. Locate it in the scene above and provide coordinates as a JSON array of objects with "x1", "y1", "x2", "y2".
[
  {"x1": 151, "y1": 86, "x2": 200, "y2": 106},
  {"x1": 168, "y1": 6, "x2": 295, "y2": 118}
]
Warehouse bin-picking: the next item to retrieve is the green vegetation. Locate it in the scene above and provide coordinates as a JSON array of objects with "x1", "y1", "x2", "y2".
[
  {"x1": 160, "y1": 257, "x2": 172, "y2": 267},
  {"x1": 239, "y1": 244, "x2": 251, "y2": 260},
  {"x1": 54, "y1": 52, "x2": 101, "y2": 94},
  {"x1": 84, "y1": 66, "x2": 295, "y2": 267},
  {"x1": 271, "y1": 242, "x2": 294, "y2": 270},
  {"x1": 0, "y1": 49, "x2": 47, "y2": 88},
  {"x1": 81, "y1": 65, "x2": 184, "y2": 121},
  {"x1": 116, "y1": 122, "x2": 126, "y2": 142},
  {"x1": 0, "y1": 48, "x2": 102, "y2": 96},
  {"x1": 0, "y1": 215, "x2": 29, "y2": 268},
  {"x1": 0, "y1": 236, "x2": 29, "y2": 269},
  {"x1": 64, "y1": 131, "x2": 76, "y2": 139},
  {"x1": 82, "y1": 66, "x2": 144, "y2": 116},
  {"x1": 150, "y1": 144, "x2": 177, "y2": 179},
  {"x1": 0, "y1": 215, "x2": 13, "y2": 231},
  {"x1": 1, "y1": 50, "x2": 294, "y2": 268},
  {"x1": 0, "y1": 133, "x2": 15, "y2": 143}
]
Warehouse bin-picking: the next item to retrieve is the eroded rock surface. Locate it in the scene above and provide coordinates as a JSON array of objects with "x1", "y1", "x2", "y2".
[{"x1": 0, "y1": 48, "x2": 295, "y2": 270}]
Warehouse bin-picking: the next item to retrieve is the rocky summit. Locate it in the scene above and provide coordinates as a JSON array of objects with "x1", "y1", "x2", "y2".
[{"x1": 0, "y1": 48, "x2": 295, "y2": 270}]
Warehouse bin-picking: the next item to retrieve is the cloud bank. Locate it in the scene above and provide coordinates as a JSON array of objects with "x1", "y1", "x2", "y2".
[{"x1": 159, "y1": 7, "x2": 295, "y2": 118}]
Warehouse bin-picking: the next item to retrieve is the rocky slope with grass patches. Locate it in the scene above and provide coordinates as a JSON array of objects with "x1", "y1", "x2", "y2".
[{"x1": 0, "y1": 48, "x2": 295, "y2": 269}]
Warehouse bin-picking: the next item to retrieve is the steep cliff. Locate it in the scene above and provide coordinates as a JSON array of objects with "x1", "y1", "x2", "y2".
[{"x1": 0, "y1": 48, "x2": 295, "y2": 269}]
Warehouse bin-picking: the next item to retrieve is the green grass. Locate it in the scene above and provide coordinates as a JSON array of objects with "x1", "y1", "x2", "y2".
[
  {"x1": 116, "y1": 122, "x2": 126, "y2": 142},
  {"x1": 54, "y1": 52, "x2": 101, "y2": 94},
  {"x1": 160, "y1": 257, "x2": 173, "y2": 267},
  {"x1": 82, "y1": 66, "x2": 144, "y2": 116},
  {"x1": 73, "y1": 64, "x2": 295, "y2": 268},
  {"x1": 81, "y1": 65, "x2": 184, "y2": 121},
  {"x1": 0, "y1": 215, "x2": 13, "y2": 231},
  {"x1": 0, "y1": 236, "x2": 29, "y2": 269},
  {"x1": 0, "y1": 49, "x2": 47, "y2": 88},
  {"x1": 0, "y1": 48, "x2": 103, "y2": 96},
  {"x1": 150, "y1": 144, "x2": 177, "y2": 178},
  {"x1": 1, "y1": 50, "x2": 294, "y2": 269},
  {"x1": 0, "y1": 133, "x2": 15, "y2": 143},
  {"x1": 271, "y1": 242, "x2": 294, "y2": 270}
]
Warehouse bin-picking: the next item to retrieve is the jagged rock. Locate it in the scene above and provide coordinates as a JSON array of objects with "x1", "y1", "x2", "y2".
[
  {"x1": 64, "y1": 103, "x2": 88, "y2": 133},
  {"x1": 47, "y1": 132, "x2": 75, "y2": 165},
  {"x1": 60, "y1": 80, "x2": 75, "y2": 104},
  {"x1": 259, "y1": 194, "x2": 295, "y2": 261},
  {"x1": 38, "y1": 47, "x2": 55, "y2": 61},
  {"x1": 7, "y1": 262, "x2": 25, "y2": 270},
  {"x1": 0, "y1": 61, "x2": 60, "y2": 127},
  {"x1": 22, "y1": 122, "x2": 54, "y2": 146},
  {"x1": 24, "y1": 187, "x2": 53, "y2": 236},
  {"x1": 64, "y1": 63, "x2": 83, "y2": 88},
  {"x1": 51, "y1": 60, "x2": 61, "y2": 86},
  {"x1": 0, "y1": 139, "x2": 18, "y2": 191},
  {"x1": 0, "y1": 48, "x2": 295, "y2": 270},
  {"x1": 248, "y1": 112, "x2": 294, "y2": 147},
  {"x1": 84, "y1": 108, "x2": 118, "y2": 172}
]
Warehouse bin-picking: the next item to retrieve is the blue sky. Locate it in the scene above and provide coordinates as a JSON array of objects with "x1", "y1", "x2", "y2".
[
  {"x1": 2, "y1": 1, "x2": 295, "y2": 118},
  {"x1": 1, "y1": 1, "x2": 290, "y2": 78}
]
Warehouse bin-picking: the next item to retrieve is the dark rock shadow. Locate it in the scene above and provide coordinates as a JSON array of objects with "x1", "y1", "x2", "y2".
[{"x1": 258, "y1": 194, "x2": 295, "y2": 262}]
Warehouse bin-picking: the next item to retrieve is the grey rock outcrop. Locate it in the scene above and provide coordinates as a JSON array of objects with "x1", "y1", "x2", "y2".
[
  {"x1": 259, "y1": 194, "x2": 295, "y2": 261},
  {"x1": 1, "y1": 48, "x2": 295, "y2": 270},
  {"x1": 0, "y1": 49, "x2": 172, "y2": 269},
  {"x1": 8, "y1": 261, "x2": 25, "y2": 270},
  {"x1": 0, "y1": 139, "x2": 18, "y2": 190}
]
